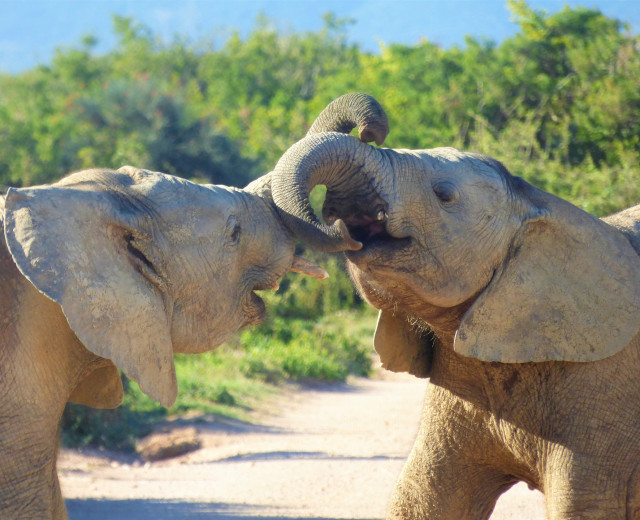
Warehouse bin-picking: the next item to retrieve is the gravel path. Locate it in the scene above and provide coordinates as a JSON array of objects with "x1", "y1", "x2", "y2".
[{"x1": 59, "y1": 372, "x2": 546, "y2": 519}]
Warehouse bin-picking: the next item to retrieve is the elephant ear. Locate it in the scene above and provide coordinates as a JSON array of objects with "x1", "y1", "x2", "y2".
[
  {"x1": 4, "y1": 182, "x2": 178, "y2": 407},
  {"x1": 456, "y1": 190, "x2": 640, "y2": 363},
  {"x1": 69, "y1": 363, "x2": 124, "y2": 409},
  {"x1": 374, "y1": 310, "x2": 433, "y2": 377}
]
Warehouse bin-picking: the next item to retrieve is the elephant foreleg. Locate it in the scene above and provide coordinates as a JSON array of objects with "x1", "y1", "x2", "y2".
[
  {"x1": 388, "y1": 445, "x2": 514, "y2": 520},
  {"x1": 0, "y1": 419, "x2": 67, "y2": 520},
  {"x1": 544, "y1": 454, "x2": 640, "y2": 520},
  {"x1": 387, "y1": 386, "x2": 515, "y2": 520}
]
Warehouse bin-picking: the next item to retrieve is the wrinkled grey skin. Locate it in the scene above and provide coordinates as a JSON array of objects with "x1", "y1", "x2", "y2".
[
  {"x1": 271, "y1": 131, "x2": 640, "y2": 519},
  {"x1": 0, "y1": 93, "x2": 389, "y2": 520}
]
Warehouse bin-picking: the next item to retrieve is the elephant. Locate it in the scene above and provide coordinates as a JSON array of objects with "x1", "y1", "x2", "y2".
[
  {"x1": 270, "y1": 130, "x2": 640, "y2": 519},
  {"x1": 0, "y1": 92, "x2": 388, "y2": 519}
]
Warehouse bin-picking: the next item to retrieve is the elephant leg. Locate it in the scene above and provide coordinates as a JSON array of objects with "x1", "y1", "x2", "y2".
[
  {"x1": 388, "y1": 448, "x2": 513, "y2": 519},
  {"x1": 0, "y1": 420, "x2": 66, "y2": 519},
  {"x1": 544, "y1": 458, "x2": 640, "y2": 520},
  {"x1": 387, "y1": 388, "x2": 515, "y2": 520},
  {"x1": 545, "y1": 483, "x2": 628, "y2": 519}
]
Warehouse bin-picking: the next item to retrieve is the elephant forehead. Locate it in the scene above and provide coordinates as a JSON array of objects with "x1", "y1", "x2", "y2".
[
  {"x1": 382, "y1": 149, "x2": 508, "y2": 214},
  {"x1": 414, "y1": 148, "x2": 507, "y2": 186},
  {"x1": 57, "y1": 168, "x2": 241, "y2": 220},
  {"x1": 145, "y1": 183, "x2": 241, "y2": 233}
]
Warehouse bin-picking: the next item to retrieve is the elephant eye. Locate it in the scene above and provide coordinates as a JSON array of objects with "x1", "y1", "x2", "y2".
[
  {"x1": 231, "y1": 224, "x2": 241, "y2": 242},
  {"x1": 433, "y1": 181, "x2": 459, "y2": 205},
  {"x1": 225, "y1": 215, "x2": 241, "y2": 246}
]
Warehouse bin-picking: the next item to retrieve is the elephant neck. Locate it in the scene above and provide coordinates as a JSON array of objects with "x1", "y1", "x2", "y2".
[{"x1": 413, "y1": 298, "x2": 473, "y2": 342}]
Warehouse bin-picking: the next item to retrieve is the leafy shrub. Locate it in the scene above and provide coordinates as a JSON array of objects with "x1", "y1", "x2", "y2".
[{"x1": 238, "y1": 315, "x2": 373, "y2": 382}]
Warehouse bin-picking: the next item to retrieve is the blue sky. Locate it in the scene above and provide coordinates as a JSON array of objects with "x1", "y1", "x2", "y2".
[{"x1": 1, "y1": 0, "x2": 639, "y2": 73}]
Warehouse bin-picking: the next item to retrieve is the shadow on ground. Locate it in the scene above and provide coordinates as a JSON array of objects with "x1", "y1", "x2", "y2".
[
  {"x1": 218, "y1": 450, "x2": 404, "y2": 463},
  {"x1": 66, "y1": 498, "x2": 378, "y2": 520}
]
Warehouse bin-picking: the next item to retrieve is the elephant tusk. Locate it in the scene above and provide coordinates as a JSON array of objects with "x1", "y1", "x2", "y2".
[{"x1": 290, "y1": 256, "x2": 330, "y2": 279}]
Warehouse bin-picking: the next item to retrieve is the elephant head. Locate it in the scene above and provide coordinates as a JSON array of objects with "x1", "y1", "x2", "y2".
[
  {"x1": 4, "y1": 167, "x2": 299, "y2": 407},
  {"x1": 270, "y1": 132, "x2": 640, "y2": 376},
  {"x1": 2, "y1": 92, "x2": 389, "y2": 409}
]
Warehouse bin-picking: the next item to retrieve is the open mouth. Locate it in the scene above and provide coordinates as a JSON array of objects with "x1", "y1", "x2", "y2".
[
  {"x1": 241, "y1": 273, "x2": 278, "y2": 326},
  {"x1": 344, "y1": 214, "x2": 393, "y2": 244},
  {"x1": 339, "y1": 211, "x2": 411, "y2": 252},
  {"x1": 323, "y1": 189, "x2": 410, "y2": 252},
  {"x1": 245, "y1": 255, "x2": 331, "y2": 324}
]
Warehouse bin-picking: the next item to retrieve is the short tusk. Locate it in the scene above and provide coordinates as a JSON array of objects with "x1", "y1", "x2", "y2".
[
  {"x1": 270, "y1": 280, "x2": 280, "y2": 291},
  {"x1": 290, "y1": 256, "x2": 330, "y2": 279}
]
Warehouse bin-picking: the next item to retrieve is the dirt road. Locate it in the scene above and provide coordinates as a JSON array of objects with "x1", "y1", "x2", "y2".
[{"x1": 59, "y1": 372, "x2": 546, "y2": 519}]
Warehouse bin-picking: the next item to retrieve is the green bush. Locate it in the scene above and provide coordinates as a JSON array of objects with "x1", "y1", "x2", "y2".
[{"x1": 238, "y1": 315, "x2": 373, "y2": 382}]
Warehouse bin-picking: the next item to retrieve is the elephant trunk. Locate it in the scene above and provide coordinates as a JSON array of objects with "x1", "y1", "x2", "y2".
[
  {"x1": 271, "y1": 132, "x2": 388, "y2": 252},
  {"x1": 306, "y1": 92, "x2": 389, "y2": 146},
  {"x1": 245, "y1": 92, "x2": 388, "y2": 201}
]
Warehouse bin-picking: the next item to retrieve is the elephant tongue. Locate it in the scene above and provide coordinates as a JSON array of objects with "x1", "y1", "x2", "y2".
[{"x1": 290, "y1": 256, "x2": 329, "y2": 279}]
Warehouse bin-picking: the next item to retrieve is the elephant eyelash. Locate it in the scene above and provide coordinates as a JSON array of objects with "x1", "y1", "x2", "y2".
[{"x1": 432, "y1": 182, "x2": 459, "y2": 205}]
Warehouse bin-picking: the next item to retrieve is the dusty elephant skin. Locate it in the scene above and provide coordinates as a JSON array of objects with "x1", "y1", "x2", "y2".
[
  {"x1": 0, "y1": 92, "x2": 389, "y2": 520},
  {"x1": 0, "y1": 168, "x2": 295, "y2": 519},
  {"x1": 272, "y1": 130, "x2": 640, "y2": 519}
]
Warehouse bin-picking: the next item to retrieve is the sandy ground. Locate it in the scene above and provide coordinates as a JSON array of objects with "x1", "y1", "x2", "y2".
[{"x1": 59, "y1": 372, "x2": 546, "y2": 519}]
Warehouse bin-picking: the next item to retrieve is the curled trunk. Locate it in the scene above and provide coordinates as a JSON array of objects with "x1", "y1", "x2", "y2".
[
  {"x1": 246, "y1": 92, "x2": 388, "y2": 198},
  {"x1": 245, "y1": 93, "x2": 389, "y2": 272},
  {"x1": 246, "y1": 93, "x2": 389, "y2": 251},
  {"x1": 271, "y1": 132, "x2": 388, "y2": 252},
  {"x1": 306, "y1": 92, "x2": 389, "y2": 146}
]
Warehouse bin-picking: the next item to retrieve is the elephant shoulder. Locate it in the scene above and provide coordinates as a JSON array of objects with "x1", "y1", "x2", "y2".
[{"x1": 603, "y1": 204, "x2": 640, "y2": 257}]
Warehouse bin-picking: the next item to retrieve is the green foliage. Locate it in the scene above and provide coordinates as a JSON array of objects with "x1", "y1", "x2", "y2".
[
  {"x1": 239, "y1": 314, "x2": 373, "y2": 382},
  {"x1": 16, "y1": 3, "x2": 640, "y2": 449},
  {"x1": 3, "y1": 5, "x2": 639, "y2": 213},
  {"x1": 0, "y1": 73, "x2": 257, "y2": 186}
]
